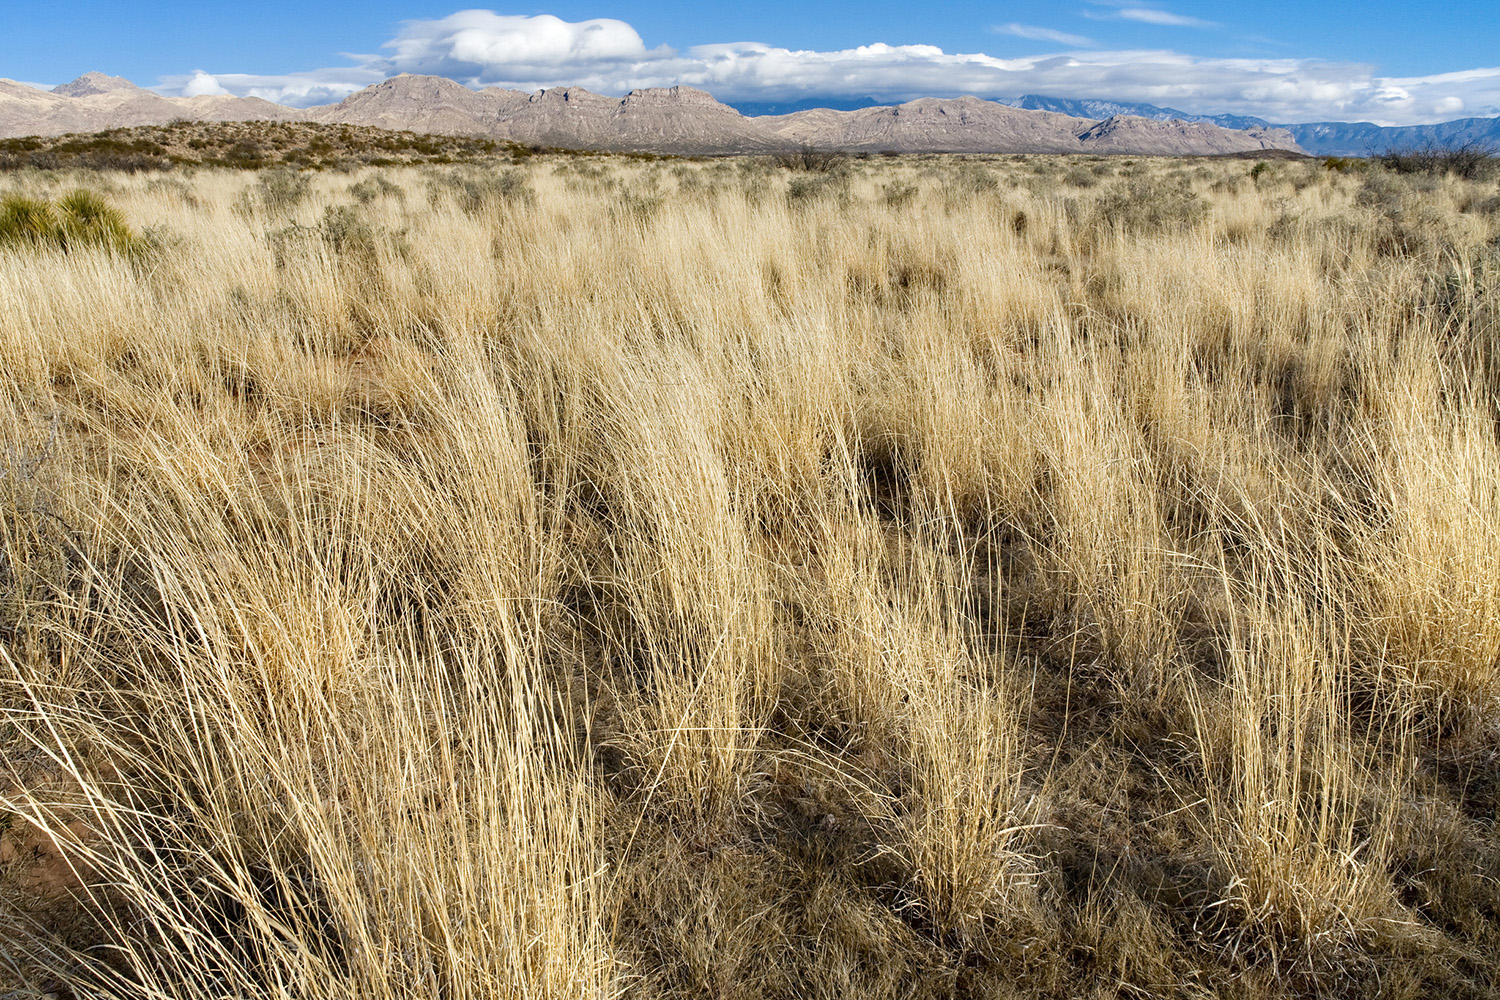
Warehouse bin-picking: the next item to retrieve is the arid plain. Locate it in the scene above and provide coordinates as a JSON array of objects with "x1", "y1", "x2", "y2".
[{"x1": 2, "y1": 143, "x2": 1499, "y2": 998}]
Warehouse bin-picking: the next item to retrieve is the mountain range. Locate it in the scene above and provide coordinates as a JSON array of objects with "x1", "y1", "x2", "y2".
[
  {"x1": 0, "y1": 72, "x2": 1301, "y2": 157},
  {"x1": 731, "y1": 93, "x2": 1500, "y2": 158},
  {"x1": 7, "y1": 73, "x2": 1494, "y2": 159},
  {"x1": 1006, "y1": 95, "x2": 1500, "y2": 157}
]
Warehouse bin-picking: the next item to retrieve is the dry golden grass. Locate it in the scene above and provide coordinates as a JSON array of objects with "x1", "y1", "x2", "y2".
[{"x1": 1, "y1": 151, "x2": 1499, "y2": 998}]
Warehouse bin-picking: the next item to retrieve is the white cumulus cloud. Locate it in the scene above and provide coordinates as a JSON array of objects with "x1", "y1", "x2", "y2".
[
  {"x1": 158, "y1": 67, "x2": 384, "y2": 106},
  {"x1": 378, "y1": 10, "x2": 661, "y2": 81},
  {"x1": 180, "y1": 70, "x2": 229, "y2": 97},
  {"x1": 150, "y1": 9, "x2": 1500, "y2": 125}
]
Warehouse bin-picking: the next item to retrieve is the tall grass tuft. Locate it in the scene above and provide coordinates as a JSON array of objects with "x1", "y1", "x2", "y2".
[
  {"x1": 0, "y1": 189, "x2": 140, "y2": 254},
  {"x1": 0, "y1": 195, "x2": 59, "y2": 248}
]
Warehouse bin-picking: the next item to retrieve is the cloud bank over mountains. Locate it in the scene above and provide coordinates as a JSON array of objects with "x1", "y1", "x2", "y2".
[{"x1": 153, "y1": 8, "x2": 1500, "y2": 125}]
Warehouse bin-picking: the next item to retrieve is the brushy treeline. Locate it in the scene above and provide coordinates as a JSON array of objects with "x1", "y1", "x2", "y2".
[{"x1": 1, "y1": 152, "x2": 1498, "y2": 999}]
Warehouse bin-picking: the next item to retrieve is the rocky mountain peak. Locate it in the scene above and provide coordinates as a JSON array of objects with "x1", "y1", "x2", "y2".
[
  {"x1": 51, "y1": 72, "x2": 149, "y2": 98},
  {"x1": 529, "y1": 87, "x2": 602, "y2": 105},
  {"x1": 621, "y1": 86, "x2": 727, "y2": 109}
]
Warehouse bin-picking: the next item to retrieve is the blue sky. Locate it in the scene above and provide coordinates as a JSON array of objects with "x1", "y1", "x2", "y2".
[{"x1": 5, "y1": 2, "x2": 1499, "y2": 124}]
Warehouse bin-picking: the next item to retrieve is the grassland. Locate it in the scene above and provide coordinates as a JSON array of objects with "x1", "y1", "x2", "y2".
[{"x1": 1, "y1": 147, "x2": 1499, "y2": 999}]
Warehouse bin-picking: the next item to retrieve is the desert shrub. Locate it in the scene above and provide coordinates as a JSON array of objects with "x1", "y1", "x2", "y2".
[
  {"x1": 346, "y1": 174, "x2": 405, "y2": 205},
  {"x1": 608, "y1": 171, "x2": 664, "y2": 221},
  {"x1": 773, "y1": 145, "x2": 847, "y2": 173},
  {"x1": 223, "y1": 139, "x2": 270, "y2": 168},
  {"x1": 734, "y1": 160, "x2": 774, "y2": 202},
  {"x1": 785, "y1": 176, "x2": 820, "y2": 201},
  {"x1": 434, "y1": 168, "x2": 534, "y2": 214},
  {"x1": 262, "y1": 204, "x2": 385, "y2": 270},
  {"x1": 319, "y1": 204, "x2": 377, "y2": 257},
  {"x1": 880, "y1": 181, "x2": 918, "y2": 207},
  {"x1": 146, "y1": 176, "x2": 201, "y2": 207},
  {"x1": 1372, "y1": 206, "x2": 1457, "y2": 260},
  {"x1": 786, "y1": 173, "x2": 849, "y2": 205},
  {"x1": 1356, "y1": 171, "x2": 1407, "y2": 213},
  {"x1": 0, "y1": 137, "x2": 46, "y2": 154},
  {"x1": 617, "y1": 193, "x2": 664, "y2": 224},
  {"x1": 264, "y1": 222, "x2": 319, "y2": 268},
  {"x1": 1093, "y1": 178, "x2": 1205, "y2": 234},
  {"x1": 953, "y1": 163, "x2": 999, "y2": 193},
  {"x1": 1377, "y1": 143, "x2": 1498, "y2": 181},
  {"x1": 75, "y1": 151, "x2": 169, "y2": 172},
  {"x1": 45, "y1": 134, "x2": 172, "y2": 172},
  {"x1": 0, "y1": 132, "x2": 173, "y2": 171},
  {"x1": 256, "y1": 168, "x2": 312, "y2": 213},
  {"x1": 669, "y1": 163, "x2": 710, "y2": 194},
  {"x1": 1321, "y1": 156, "x2": 1363, "y2": 173},
  {"x1": 1062, "y1": 166, "x2": 1098, "y2": 188}
]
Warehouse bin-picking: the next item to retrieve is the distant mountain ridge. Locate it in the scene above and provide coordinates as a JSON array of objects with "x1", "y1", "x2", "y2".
[
  {"x1": 1009, "y1": 95, "x2": 1273, "y2": 134},
  {"x1": 1283, "y1": 117, "x2": 1500, "y2": 157},
  {"x1": 734, "y1": 91, "x2": 1500, "y2": 157},
  {"x1": 1009, "y1": 94, "x2": 1500, "y2": 157},
  {"x1": 0, "y1": 71, "x2": 300, "y2": 139},
  {"x1": 0, "y1": 73, "x2": 1302, "y2": 157}
]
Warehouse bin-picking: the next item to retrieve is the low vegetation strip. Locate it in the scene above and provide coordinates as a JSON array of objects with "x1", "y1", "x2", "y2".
[
  {"x1": 1, "y1": 152, "x2": 1499, "y2": 999},
  {"x1": 0, "y1": 120, "x2": 537, "y2": 172}
]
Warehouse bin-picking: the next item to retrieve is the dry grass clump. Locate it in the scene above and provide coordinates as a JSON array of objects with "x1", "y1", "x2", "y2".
[{"x1": 2, "y1": 153, "x2": 1499, "y2": 999}]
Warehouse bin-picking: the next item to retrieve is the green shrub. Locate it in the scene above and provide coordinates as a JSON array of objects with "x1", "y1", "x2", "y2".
[
  {"x1": 786, "y1": 174, "x2": 851, "y2": 204},
  {"x1": 347, "y1": 175, "x2": 405, "y2": 205},
  {"x1": 56, "y1": 188, "x2": 137, "y2": 253},
  {"x1": 224, "y1": 140, "x2": 270, "y2": 169},
  {"x1": 952, "y1": 163, "x2": 999, "y2": 194},
  {"x1": 1322, "y1": 156, "x2": 1362, "y2": 173},
  {"x1": 258, "y1": 168, "x2": 312, "y2": 214},
  {"x1": 320, "y1": 204, "x2": 377, "y2": 257},
  {"x1": 0, "y1": 195, "x2": 59, "y2": 247},
  {"x1": 1062, "y1": 166, "x2": 1098, "y2": 188},
  {"x1": 1357, "y1": 171, "x2": 1407, "y2": 213},
  {"x1": 432, "y1": 168, "x2": 534, "y2": 215},
  {"x1": 1093, "y1": 179, "x2": 1205, "y2": 234},
  {"x1": 0, "y1": 190, "x2": 139, "y2": 253}
]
